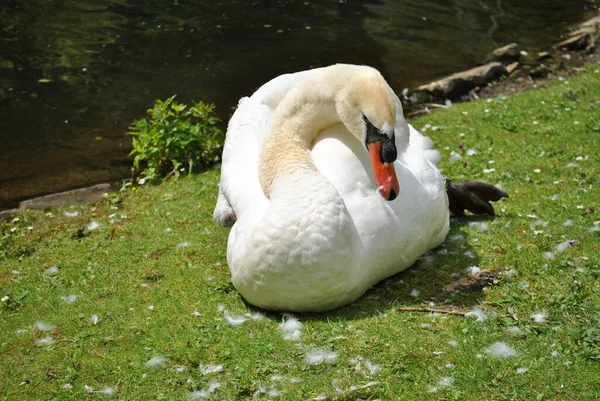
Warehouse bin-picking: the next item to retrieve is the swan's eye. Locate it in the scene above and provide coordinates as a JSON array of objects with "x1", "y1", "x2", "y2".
[{"x1": 362, "y1": 115, "x2": 379, "y2": 143}]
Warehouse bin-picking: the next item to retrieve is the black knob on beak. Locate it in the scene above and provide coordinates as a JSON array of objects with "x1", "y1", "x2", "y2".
[{"x1": 381, "y1": 134, "x2": 397, "y2": 163}]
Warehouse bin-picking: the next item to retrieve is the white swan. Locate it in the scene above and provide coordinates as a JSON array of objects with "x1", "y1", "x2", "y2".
[{"x1": 213, "y1": 64, "x2": 450, "y2": 312}]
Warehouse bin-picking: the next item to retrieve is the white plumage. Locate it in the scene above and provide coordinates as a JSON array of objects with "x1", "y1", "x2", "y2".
[{"x1": 213, "y1": 64, "x2": 449, "y2": 312}]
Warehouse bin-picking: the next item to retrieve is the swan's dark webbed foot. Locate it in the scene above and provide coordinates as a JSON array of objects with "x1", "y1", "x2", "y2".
[{"x1": 446, "y1": 179, "x2": 508, "y2": 216}]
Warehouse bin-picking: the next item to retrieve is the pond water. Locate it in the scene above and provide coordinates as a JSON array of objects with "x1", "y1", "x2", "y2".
[{"x1": 0, "y1": 0, "x2": 598, "y2": 209}]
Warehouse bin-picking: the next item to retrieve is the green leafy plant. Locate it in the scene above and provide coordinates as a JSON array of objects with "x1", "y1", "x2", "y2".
[{"x1": 128, "y1": 95, "x2": 224, "y2": 181}]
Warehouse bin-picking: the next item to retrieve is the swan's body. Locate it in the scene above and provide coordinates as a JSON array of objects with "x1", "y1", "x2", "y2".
[{"x1": 213, "y1": 64, "x2": 449, "y2": 312}]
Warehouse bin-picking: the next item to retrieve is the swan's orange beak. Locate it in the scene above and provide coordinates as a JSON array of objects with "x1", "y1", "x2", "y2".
[{"x1": 368, "y1": 141, "x2": 400, "y2": 201}]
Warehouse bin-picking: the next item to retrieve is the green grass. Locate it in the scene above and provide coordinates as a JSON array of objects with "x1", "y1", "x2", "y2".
[{"x1": 2, "y1": 67, "x2": 600, "y2": 400}]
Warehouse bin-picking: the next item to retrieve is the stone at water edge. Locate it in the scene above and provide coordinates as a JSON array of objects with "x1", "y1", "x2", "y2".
[
  {"x1": 554, "y1": 33, "x2": 592, "y2": 51},
  {"x1": 416, "y1": 62, "x2": 508, "y2": 99},
  {"x1": 537, "y1": 52, "x2": 554, "y2": 62},
  {"x1": 490, "y1": 43, "x2": 521, "y2": 62},
  {"x1": 18, "y1": 183, "x2": 114, "y2": 211},
  {"x1": 0, "y1": 208, "x2": 23, "y2": 222},
  {"x1": 554, "y1": 11, "x2": 600, "y2": 51},
  {"x1": 506, "y1": 62, "x2": 520, "y2": 75},
  {"x1": 529, "y1": 65, "x2": 552, "y2": 79}
]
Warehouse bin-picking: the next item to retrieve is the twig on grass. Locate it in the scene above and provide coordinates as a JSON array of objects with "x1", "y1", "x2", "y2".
[
  {"x1": 306, "y1": 381, "x2": 378, "y2": 401},
  {"x1": 395, "y1": 307, "x2": 467, "y2": 317},
  {"x1": 164, "y1": 167, "x2": 178, "y2": 181}
]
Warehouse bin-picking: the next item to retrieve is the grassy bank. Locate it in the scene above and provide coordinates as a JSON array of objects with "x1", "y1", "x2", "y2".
[{"x1": 1, "y1": 67, "x2": 600, "y2": 400}]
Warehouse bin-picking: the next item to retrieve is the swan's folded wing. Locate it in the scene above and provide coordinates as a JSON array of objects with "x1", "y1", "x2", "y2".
[
  {"x1": 214, "y1": 97, "x2": 271, "y2": 227},
  {"x1": 214, "y1": 68, "x2": 327, "y2": 227}
]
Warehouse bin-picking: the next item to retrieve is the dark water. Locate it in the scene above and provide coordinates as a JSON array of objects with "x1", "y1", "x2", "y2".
[{"x1": 0, "y1": 0, "x2": 598, "y2": 209}]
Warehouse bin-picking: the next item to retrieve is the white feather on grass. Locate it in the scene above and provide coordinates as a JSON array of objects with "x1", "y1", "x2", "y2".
[
  {"x1": 223, "y1": 310, "x2": 249, "y2": 326},
  {"x1": 99, "y1": 386, "x2": 115, "y2": 397},
  {"x1": 362, "y1": 358, "x2": 381, "y2": 376},
  {"x1": 36, "y1": 336, "x2": 55, "y2": 346},
  {"x1": 505, "y1": 326, "x2": 525, "y2": 336},
  {"x1": 306, "y1": 349, "x2": 338, "y2": 365},
  {"x1": 64, "y1": 211, "x2": 79, "y2": 218},
  {"x1": 61, "y1": 294, "x2": 79, "y2": 303},
  {"x1": 468, "y1": 221, "x2": 489, "y2": 232},
  {"x1": 309, "y1": 381, "x2": 378, "y2": 401},
  {"x1": 199, "y1": 364, "x2": 223, "y2": 375},
  {"x1": 251, "y1": 312, "x2": 265, "y2": 320},
  {"x1": 419, "y1": 254, "x2": 435, "y2": 267},
  {"x1": 279, "y1": 315, "x2": 302, "y2": 341},
  {"x1": 90, "y1": 315, "x2": 99, "y2": 325},
  {"x1": 447, "y1": 234, "x2": 464, "y2": 243},
  {"x1": 555, "y1": 240, "x2": 575, "y2": 253},
  {"x1": 516, "y1": 367, "x2": 528, "y2": 374},
  {"x1": 350, "y1": 356, "x2": 381, "y2": 377},
  {"x1": 464, "y1": 250, "x2": 476, "y2": 258},
  {"x1": 253, "y1": 384, "x2": 280, "y2": 398},
  {"x1": 465, "y1": 307, "x2": 487, "y2": 322},
  {"x1": 504, "y1": 269, "x2": 519, "y2": 281},
  {"x1": 466, "y1": 266, "x2": 481, "y2": 276},
  {"x1": 189, "y1": 381, "x2": 221, "y2": 400},
  {"x1": 34, "y1": 321, "x2": 55, "y2": 331},
  {"x1": 44, "y1": 266, "x2": 59, "y2": 276},
  {"x1": 87, "y1": 221, "x2": 100, "y2": 231},
  {"x1": 428, "y1": 376, "x2": 454, "y2": 393},
  {"x1": 531, "y1": 311, "x2": 548, "y2": 323},
  {"x1": 484, "y1": 342, "x2": 517, "y2": 359},
  {"x1": 410, "y1": 289, "x2": 420, "y2": 298},
  {"x1": 145, "y1": 356, "x2": 167, "y2": 369},
  {"x1": 449, "y1": 151, "x2": 462, "y2": 163}
]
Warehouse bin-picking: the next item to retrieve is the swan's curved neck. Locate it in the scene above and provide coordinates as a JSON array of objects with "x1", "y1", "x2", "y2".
[
  {"x1": 258, "y1": 64, "x2": 397, "y2": 198},
  {"x1": 260, "y1": 94, "x2": 339, "y2": 197}
]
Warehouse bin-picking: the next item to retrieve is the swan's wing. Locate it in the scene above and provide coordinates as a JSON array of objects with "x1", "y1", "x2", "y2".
[
  {"x1": 387, "y1": 87, "x2": 444, "y2": 195},
  {"x1": 213, "y1": 68, "x2": 324, "y2": 227},
  {"x1": 251, "y1": 68, "x2": 321, "y2": 109},
  {"x1": 213, "y1": 96, "x2": 270, "y2": 227},
  {"x1": 406, "y1": 124, "x2": 442, "y2": 166}
]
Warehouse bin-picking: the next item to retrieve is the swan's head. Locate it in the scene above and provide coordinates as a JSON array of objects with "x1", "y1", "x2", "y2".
[{"x1": 337, "y1": 68, "x2": 400, "y2": 201}]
